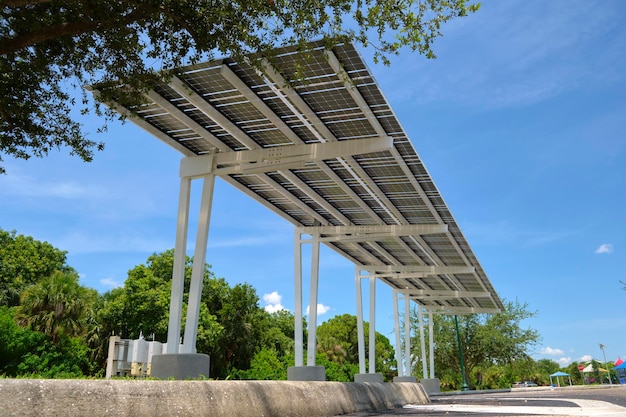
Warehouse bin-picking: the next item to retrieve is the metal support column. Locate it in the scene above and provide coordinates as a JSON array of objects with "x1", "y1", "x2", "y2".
[
  {"x1": 368, "y1": 275, "x2": 376, "y2": 374},
  {"x1": 182, "y1": 174, "x2": 215, "y2": 353},
  {"x1": 354, "y1": 269, "x2": 383, "y2": 383},
  {"x1": 393, "y1": 292, "x2": 416, "y2": 383},
  {"x1": 288, "y1": 230, "x2": 324, "y2": 381},
  {"x1": 393, "y1": 290, "x2": 403, "y2": 377},
  {"x1": 355, "y1": 268, "x2": 366, "y2": 374},
  {"x1": 306, "y1": 235, "x2": 320, "y2": 366},
  {"x1": 418, "y1": 306, "x2": 428, "y2": 379},
  {"x1": 454, "y1": 315, "x2": 470, "y2": 391},
  {"x1": 152, "y1": 172, "x2": 211, "y2": 380},
  {"x1": 293, "y1": 230, "x2": 304, "y2": 367},
  {"x1": 404, "y1": 294, "x2": 412, "y2": 376},
  {"x1": 166, "y1": 177, "x2": 191, "y2": 353},
  {"x1": 428, "y1": 309, "x2": 435, "y2": 379}
]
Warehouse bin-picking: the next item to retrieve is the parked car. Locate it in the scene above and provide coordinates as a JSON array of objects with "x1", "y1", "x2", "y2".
[{"x1": 512, "y1": 381, "x2": 538, "y2": 388}]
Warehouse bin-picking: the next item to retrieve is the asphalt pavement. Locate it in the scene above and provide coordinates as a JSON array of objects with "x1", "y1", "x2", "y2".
[{"x1": 339, "y1": 385, "x2": 626, "y2": 416}]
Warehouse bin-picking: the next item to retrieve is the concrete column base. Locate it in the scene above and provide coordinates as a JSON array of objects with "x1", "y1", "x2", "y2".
[
  {"x1": 420, "y1": 378, "x2": 441, "y2": 394},
  {"x1": 393, "y1": 376, "x2": 417, "y2": 383},
  {"x1": 150, "y1": 353, "x2": 210, "y2": 380},
  {"x1": 354, "y1": 373, "x2": 384, "y2": 383},
  {"x1": 287, "y1": 366, "x2": 326, "y2": 381}
]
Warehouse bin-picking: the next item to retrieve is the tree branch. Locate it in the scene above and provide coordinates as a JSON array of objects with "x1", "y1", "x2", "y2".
[
  {"x1": 0, "y1": 6, "x2": 149, "y2": 56},
  {"x1": 0, "y1": 0, "x2": 53, "y2": 7}
]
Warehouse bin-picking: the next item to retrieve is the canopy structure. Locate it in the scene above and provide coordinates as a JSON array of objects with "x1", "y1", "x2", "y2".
[
  {"x1": 550, "y1": 371, "x2": 572, "y2": 387},
  {"x1": 581, "y1": 363, "x2": 607, "y2": 373},
  {"x1": 99, "y1": 40, "x2": 503, "y2": 380}
]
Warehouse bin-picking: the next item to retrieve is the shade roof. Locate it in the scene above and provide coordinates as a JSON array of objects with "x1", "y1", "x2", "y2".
[{"x1": 104, "y1": 40, "x2": 503, "y2": 314}]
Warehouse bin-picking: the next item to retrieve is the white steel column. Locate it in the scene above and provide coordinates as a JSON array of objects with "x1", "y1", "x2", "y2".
[
  {"x1": 393, "y1": 290, "x2": 403, "y2": 377},
  {"x1": 182, "y1": 174, "x2": 215, "y2": 353},
  {"x1": 428, "y1": 309, "x2": 435, "y2": 379},
  {"x1": 166, "y1": 177, "x2": 191, "y2": 354},
  {"x1": 306, "y1": 235, "x2": 320, "y2": 366},
  {"x1": 294, "y1": 230, "x2": 304, "y2": 367},
  {"x1": 404, "y1": 295, "x2": 412, "y2": 376},
  {"x1": 355, "y1": 268, "x2": 366, "y2": 374},
  {"x1": 368, "y1": 275, "x2": 376, "y2": 374},
  {"x1": 418, "y1": 305, "x2": 428, "y2": 379}
]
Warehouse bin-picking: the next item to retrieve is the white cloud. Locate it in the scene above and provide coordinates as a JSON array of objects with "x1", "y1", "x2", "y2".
[
  {"x1": 263, "y1": 291, "x2": 282, "y2": 305},
  {"x1": 540, "y1": 346, "x2": 564, "y2": 356},
  {"x1": 580, "y1": 354, "x2": 593, "y2": 362},
  {"x1": 595, "y1": 243, "x2": 614, "y2": 254},
  {"x1": 265, "y1": 304, "x2": 285, "y2": 313},
  {"x1": 100, "y1": 277, "x2": 123, "y2": 289},
  {"x1": 262, "y1": 291, "x2": 286, "y2": 313},
  {"x1": 306, "y1": 303, "x2": 331, "y2": 316},
  {"x1": 557, "y1": 357, "x2": 572, "y2": 366}
]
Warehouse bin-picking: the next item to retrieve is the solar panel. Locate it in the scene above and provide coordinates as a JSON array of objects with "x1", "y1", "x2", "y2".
[{"x1": 105, "y1": 40, "x2": 503, "y2": 314}]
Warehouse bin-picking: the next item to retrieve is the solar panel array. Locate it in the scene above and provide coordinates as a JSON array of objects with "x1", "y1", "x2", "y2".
[{"x1": 110, "y1": 40, "x2": 503, "y2": 314}]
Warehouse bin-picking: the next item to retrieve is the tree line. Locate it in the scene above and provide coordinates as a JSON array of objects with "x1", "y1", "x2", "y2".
[
  {"x1": 0, "y1": 228, "x2": 395, "y2": 380},
  {"x1": 2, "y1": 227, "x2": 578, "y2": 389}
]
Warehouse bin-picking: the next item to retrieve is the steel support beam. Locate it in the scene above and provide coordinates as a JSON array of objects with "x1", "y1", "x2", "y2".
[
  {"x1": 182, "y1": 174, "x2": 215, "y2": 353},
  {"x1": 180, "y1": 136, "x2": 393, "y2": 178},
  {"x1": 418, "y1": 305, "x2": 428, "y2": 379},
  {"x1": 358, "y1": 265, "x2": 475, "y2": 275},
  {"x1": 355, "y1": 267, "x2": 366, "y2": 374},
  {"x1": 297, "y1": 224, "x2": 448, "y2": 237},
  {"x1": 294, "y1": 230, "x2": 304, "y2": 367},
  {"x1": 165, "y1": 177, "x2": 191, "y2": 353},
  {"x1": 428, "y1": 309, "x2": 435, "y2": 379},
  {"x1": 393, "y1": 290, "x2": 402, "y2": 377},
  {"x1": 306, "y1": 236, "x2": 321, "y2": 366},
  {"x1": 405, "y1": 290, "x2": 490, "y2": 298},
  {"x1": 404, "y1": 292, "x2": 412, "y2": 376},
  {"x1": 429, "y1": 307, "x2": 501, "y2": 315},
  {"x1": 368, "y1": 275, "x2": 376, "y2": 374}
]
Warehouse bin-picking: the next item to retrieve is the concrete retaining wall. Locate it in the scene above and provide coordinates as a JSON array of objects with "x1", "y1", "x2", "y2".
[{"x1": 0, "y1": 379, "x2": 429, "y2": 417}]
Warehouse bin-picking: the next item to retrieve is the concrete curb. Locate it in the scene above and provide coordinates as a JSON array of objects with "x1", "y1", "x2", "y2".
[{"x1": 0, "y1": 379, "x2": 429, "y2": 417}]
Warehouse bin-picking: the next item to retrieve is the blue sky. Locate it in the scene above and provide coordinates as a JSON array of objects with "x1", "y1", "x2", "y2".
[{"x1": 1, "y1": 0, "x2": 625, "y2": 368}]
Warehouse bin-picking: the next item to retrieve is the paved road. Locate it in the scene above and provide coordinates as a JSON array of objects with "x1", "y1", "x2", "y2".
[{"x1": 340, "y1": 385, "x2": 626, "y2": 416}]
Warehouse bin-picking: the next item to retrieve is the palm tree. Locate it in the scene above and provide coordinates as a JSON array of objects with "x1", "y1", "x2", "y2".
[{"x1": 16, "y1": 270, "x2": 90, "y2": 343}]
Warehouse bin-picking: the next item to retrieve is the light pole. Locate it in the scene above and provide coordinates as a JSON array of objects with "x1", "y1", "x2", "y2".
[
  {"x1": 599, "y1": 343, "x2": 612, "y2": 385},
  {"x1": 454, "y1": 315, "x2": 469, "y2": 391}
]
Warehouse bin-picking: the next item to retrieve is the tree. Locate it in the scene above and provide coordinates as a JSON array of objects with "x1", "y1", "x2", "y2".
[
  {"x1": 316, "y1": 314, "x2": 396, "y2": 381},
  {"x1": 0, "y1": 0, "x2": 479, "y2": 173},
  {"x1": 0, "y1": 228, "x2": 71, "y2": 306},
  {"x1": 259, "y1": 309, "x2": 300, "y2": 357},
  {"x1": 206, "y1": 281, "x2": 268, "y2": 378},
  {"x1": 414, "y1": 300, "x2": 540, "y2": 390},
  {"x1": 0, "y1": 306, "x2": 94, "y2": 377},
  {"x1": 15, "y1": 269, "x2": 92, "y2": 343}
]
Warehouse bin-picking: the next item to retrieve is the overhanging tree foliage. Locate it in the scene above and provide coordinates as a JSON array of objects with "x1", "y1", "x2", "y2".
[{"x1": 0, "y1": 0, "x2": 479, "y2": 173}]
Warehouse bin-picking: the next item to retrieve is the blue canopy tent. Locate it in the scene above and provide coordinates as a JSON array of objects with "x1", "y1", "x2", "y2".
[
  {"x1": 615, "y1": 361, "x2": 626, "y2": 384},
  {"x1": 550, "y1": 371, "x2": 572, "y2": 387}
]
